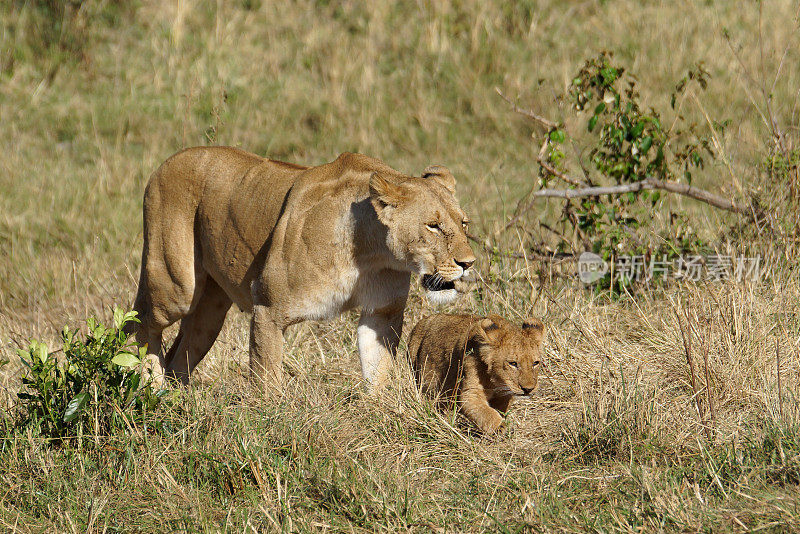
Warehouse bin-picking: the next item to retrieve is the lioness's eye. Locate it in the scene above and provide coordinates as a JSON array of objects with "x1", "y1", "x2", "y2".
[
  {"x1": 533, "y1": 361, "x2": 541, "y2": 367},
  {"x1": 508, "y1": 361, "x2": 518, "y2": 369},
  {"x1": 462, "y1": 220, "x2": 469, "y2": 229},
  {"x1": 426, "y1": 223, "x2": 441, "y2": 234}
]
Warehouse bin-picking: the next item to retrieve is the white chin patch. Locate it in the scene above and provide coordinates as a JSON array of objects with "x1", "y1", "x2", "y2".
[{"x1": 425, "y1": 289, "x2": 459, "y2": 306}]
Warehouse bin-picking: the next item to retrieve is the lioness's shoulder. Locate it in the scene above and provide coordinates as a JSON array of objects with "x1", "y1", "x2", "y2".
[{"x1": 330, "y1": 152, "x2": 406, "y2": 179}]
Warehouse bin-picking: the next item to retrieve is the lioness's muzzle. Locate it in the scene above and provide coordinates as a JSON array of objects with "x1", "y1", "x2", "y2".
[
  {"x1": 421, "y1": 274, "x2": 456, "y2": 292},
  {"x1": 421, "y1": 270, "x2": 476, "y2": 293}
]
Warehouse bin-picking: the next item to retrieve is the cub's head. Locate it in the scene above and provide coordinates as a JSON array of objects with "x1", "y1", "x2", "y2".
[
  {"x1": 370, "y1": 165, "x2": 476, "y2": 305},
  {"x1": 473, "y1": 315, "x2": 545, "y2": 396}
]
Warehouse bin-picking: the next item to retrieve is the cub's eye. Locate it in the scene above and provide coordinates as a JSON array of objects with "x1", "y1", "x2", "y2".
[
  {"x1": 508, "y1": 361, "x2": 518, "y2": 369},
  {"x1": 426, "y1": 223, "x2": 441, "y2": 234},
  {"x1": 461, "y1": 220, "x2": 469, "y2": 230},
  {"x1": 532, "y1": 361, "x2": 541, "y2": 368}
]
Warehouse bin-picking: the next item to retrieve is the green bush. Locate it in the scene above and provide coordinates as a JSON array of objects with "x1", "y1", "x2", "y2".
[
  {"x1": 15, "y1": 308, "x2": 166, "y2": 442},
  {"x1": 534, "y1": 52, "x2": 719, "y2": 294}
]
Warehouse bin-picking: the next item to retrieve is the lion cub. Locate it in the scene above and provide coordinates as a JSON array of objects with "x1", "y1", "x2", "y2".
[{"x1": 407, "y1": 314, "x2": 544, "y2": 434}]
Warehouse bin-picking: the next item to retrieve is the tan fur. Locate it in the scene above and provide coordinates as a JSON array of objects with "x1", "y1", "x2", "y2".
[
  {"x1": 407, "y1": 314, "x2": 544, "y2": 434},
  {"x1": 129, "y1": 147, "x2": 475, "y2": 390}
]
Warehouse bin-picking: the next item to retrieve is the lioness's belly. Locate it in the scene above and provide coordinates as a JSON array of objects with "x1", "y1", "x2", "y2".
[
  {"x1": 196, "y1": 162, "x2": 303, "y2": 310},
  {"x1": 275, "y1": 268, "x2": 410, "y2": 323}
]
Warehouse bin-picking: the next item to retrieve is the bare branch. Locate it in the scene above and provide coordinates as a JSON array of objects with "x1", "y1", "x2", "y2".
[
  {"x1": 503, "y1": 174, "x2": 748, "y2": 231},
  {"x1": 644, "y1": 178, "x2": 745, "y2": 213},
  {"x1": 495, "y1": 88, "x2": 558, "y2": 130},
  {"x1": 530, "y1": 177, "x2": 746, "y2": 213}
]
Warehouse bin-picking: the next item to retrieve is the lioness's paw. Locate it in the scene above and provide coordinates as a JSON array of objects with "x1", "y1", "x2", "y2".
[{"x1": 141, "y1": 355, "x2": 165, "y2": 389}]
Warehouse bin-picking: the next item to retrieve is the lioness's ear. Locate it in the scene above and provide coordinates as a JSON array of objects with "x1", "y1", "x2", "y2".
[
  {"x1": 370, "y1": 173, "x2": 409, "y2": 220},
  {"x1": 422, "y1": 165, "x2": 456, "y2": 195}
]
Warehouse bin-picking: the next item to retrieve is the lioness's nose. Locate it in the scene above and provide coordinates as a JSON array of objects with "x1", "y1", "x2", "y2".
[
  {"x1": 521, "y1": 387, "x2": 534, "y2": 395},
  {"x1": 455, "y1": 259, "x2": 474, "y2": 270}
]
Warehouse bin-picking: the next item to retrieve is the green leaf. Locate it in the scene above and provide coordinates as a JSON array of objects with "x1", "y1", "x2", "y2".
[
  {"x1": 113, "y1": 308, "x2": 124, "y2": 330},
  {"x1": 63, "y1": 392, "x2": 90, "y2": 423},
  {"x1": 128, "y1": 373, "x2": 141, "y2": 394},
  {"x1": 122, "y1": 310, "x2": 140, "y2": 326},
  {"x1": 600, "y1": 67, "x2": 618, "y2": 85},
  {"x1": 651, "y1": 191, "x2": 661, "y2": 205},
  {"x1": 112, "y1": 352, "x2": 141, "y2": 368},
  {"x1": 34, "y1": 342, "x2": 48, "y2": 363},
  {"x1": 639, "y1": 136, "x2": 653, "y2": 154},
  {"x1": 594, "y1": 102, "x2": 606, "y2": 115},
  {"x1": 588, "y1": 115, "x2": 598, "y2": 132},
  {"x1": 652, "y1": 117, "x2": 661, "y2": 130},
  {"x1": 549, "y1": 129, "x2": 566, "y2": 144}
]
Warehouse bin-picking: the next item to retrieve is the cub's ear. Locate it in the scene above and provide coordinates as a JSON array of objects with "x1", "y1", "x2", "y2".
[
  {"x1": 521, "y1": 318, "x2": 544, "y2": 332},
  {"x1": 522, "y1": 318, "x2": 545, "y2": 342},
  {"x1": 422, "y1": 165, "x2": 456, "y2": 195},
  {"x1": 370, "y1": 173, "x2": 409, "y2": 220},
  {"x1": 474, "y1": 317, "x2": 501, "y2": 346}
]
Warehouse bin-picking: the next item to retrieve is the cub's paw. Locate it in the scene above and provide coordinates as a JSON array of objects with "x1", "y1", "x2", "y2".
[{"x1": 475, "y1": 410, "x2": 505, "y2": 435}]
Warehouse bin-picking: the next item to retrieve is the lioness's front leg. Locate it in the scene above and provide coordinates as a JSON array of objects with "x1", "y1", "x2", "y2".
[
  {"x1": 357, "y1": 305, "x2": 403, "y2": 392},
  {"x1": 250, "y1": 305, "x2": 284, "y2": 392}
]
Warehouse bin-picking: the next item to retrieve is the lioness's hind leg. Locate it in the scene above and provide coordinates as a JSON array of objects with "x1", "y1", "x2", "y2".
[
  {"x1": 131, "y1": 319, "x2": 165, "y2": 384},
  {"x1": 128, "y1": 282, "x2": 169, "y2": 385},
  {"x1": 164, "y1": 279, "x2": 232, "y2": 384},
  {"x1": 132, "y1": 173, "x2": 203, "y2": 384}
]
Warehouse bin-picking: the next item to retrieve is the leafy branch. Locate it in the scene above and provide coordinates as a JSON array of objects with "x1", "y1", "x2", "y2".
[{"x1": 498, "y1": 52, "x2": 753, "y2": 266}]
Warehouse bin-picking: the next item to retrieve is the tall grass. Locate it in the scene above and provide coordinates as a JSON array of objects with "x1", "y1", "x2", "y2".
[{"x1": 2, "y1": 0, "x2": 800, "y2": 531}]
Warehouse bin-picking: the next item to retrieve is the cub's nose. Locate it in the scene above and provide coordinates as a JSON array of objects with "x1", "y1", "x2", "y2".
[
  {"x1": 521, "y1": 387, "x2": 534, "y2": 396},
  {"x1": 455, "y1": 258, "x2": 474, "y2": 271}
]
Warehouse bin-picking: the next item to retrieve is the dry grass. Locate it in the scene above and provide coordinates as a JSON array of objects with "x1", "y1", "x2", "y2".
[{"x1": 2, "y1": 0, "x2": 800, "y2": 531}]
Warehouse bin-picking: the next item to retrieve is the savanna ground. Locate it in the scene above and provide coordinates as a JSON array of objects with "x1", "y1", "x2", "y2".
[{"x1": 2, "y1": 1, "x2": 800, "y2": 531}]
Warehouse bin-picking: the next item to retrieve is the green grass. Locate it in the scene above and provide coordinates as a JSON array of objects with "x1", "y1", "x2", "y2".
[{"x1": 2, "y1": 0, "x2": 800, "y2": 531}]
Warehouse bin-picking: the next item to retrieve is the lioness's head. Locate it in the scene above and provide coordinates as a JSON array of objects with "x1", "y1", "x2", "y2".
[
  {"x1": 474, "y1": 315, "x2": 544, "y2": 396},
  {"x1": 370, "y1": 165, "x2": 476, "y2": 305}
]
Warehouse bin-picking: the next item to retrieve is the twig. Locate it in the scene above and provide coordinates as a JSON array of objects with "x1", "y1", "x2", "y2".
[
  {"x1": 673, "y1": 303, "x2": 705, "y2": 427},
  {"x1": 538, "y1": 158, "x2": 585, "y2": 187},
  {"x1": 495, "y1": 88, "x2": 558, "y2": 130},
  {"x1": 701, "y1": 312, "x2": 716, "y2": 438},
  {"x1": 497, "y1": 139, "x2": 551, "y2": 236},
  {"x1": 777, "y1": 342, "x2": 784, "y2": 421}
]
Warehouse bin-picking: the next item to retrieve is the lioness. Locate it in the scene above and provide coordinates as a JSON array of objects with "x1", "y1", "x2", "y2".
[
  {"x1": 407, "y1": 314, "x2": 544, "y2": 433},
  {"x1": 129, "y1": 147, "x2": 475, "y2": 390}
]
